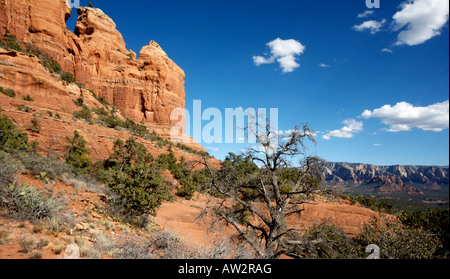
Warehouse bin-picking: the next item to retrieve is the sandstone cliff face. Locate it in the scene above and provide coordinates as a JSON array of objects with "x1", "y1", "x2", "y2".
[{"x1": 0, "y1": 0, "x2": 185, "y2": 125}]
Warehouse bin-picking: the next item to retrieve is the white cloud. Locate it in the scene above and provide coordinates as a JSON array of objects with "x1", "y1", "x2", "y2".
[
  {"x1": 393, "y1": 0, "x2": 449, "y2": 46},
  {"x1": 373, "y1": 143, "x2": 383, "y2": 146},
  {"x1": 253, "y1": 38, "x2": 306, "y2": 73},
  {"x1": 206, "y1": 146, "x2": 219, "y2": 152},
  {"x1": 381, "y1": 48, "x2": 394, "y2": 53},
  {"x1": 353, "y1": 19, "x2": 387, "y2": 34},
  {"x1": 323, "y1": 119, "x2": 364, "y2": 140},
  {"x1": 361, "y1": 100, "x2": 449, "y2": 132},
  {"x1": 358, "y1": 10, "x2": 375, "y2": 18},
  {"x1": 319, "y1": 63, "x2": 330, "y2": 68}
]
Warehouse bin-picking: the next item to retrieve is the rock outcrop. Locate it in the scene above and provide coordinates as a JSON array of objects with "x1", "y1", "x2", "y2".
[
  {"x1": 1, "y1": 0, "x2": 213, "y2": 165},
  {"x1": 322, "y1": 162, "x2": 449, "y2": 194},
  {"x1": 367, "y1": 176, "x2": 424, "y2": 195},
  {"x1": 0, "y1": 0, "x2": 185, "y2": 125}
]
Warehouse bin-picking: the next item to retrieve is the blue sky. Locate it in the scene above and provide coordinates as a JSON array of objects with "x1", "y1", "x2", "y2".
[{"x1": 67, "y1": 0, "x2": 449, "y2": 166}]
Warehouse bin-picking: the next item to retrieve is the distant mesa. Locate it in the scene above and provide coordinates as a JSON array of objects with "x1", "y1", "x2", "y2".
[{"x1": 322, "y1": 162, "x2": 449, "y2": 195}]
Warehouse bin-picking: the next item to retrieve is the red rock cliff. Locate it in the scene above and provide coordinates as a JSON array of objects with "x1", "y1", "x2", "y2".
[{"x1": 0, "y1": 0, "x2": 185, "y2": 124}]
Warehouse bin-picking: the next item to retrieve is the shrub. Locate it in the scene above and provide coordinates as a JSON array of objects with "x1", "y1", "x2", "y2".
[
  {"x1": 64, "y1": 131, "x2": 92, "y2": 174},
  {"x1": 40, "y1": 54, "x2": 62, "y2": 74},
  {"x1": 399, "y1": 208, "x2": 449, "y2": 257},
  {"x1": 100, "y1": 115, "x2": 123, "y2": 129},
  {"x1": 123, "y1": 118, "x2": 148, "y2": 138},
  {"x1": 105, "y1": 137, "x2": 150, "y2": 169},
  {"x1": 1, "y1": 182, "x2": 64, "y2": 220},
  {"x1": 291, "y1": 224, "x2": 358, "y2": 259},
  {"x1": 0, "y1": 110, "x2": 29, "y2": 152},
  {"x1": 28, "y1": 116, "x2": 40, "y2": 133},
  {"x1": 99, "y1": 115, "x2": 149, "y2": 138},
  {"x1": 93, "y1": 107, "x2": 109, "y2": 117},
  {"x1": 20, "y1": 154, "x2": 69, "y2": 182},
  {"x1": 96, "y1": 96, "x2": 110, "y2": 107},
  {"x1": 100, "y1": 137, "x2": 172, "y2": 220},
  {"x1": 0, "y1": 87, "x2": 15, "y2": 98},
  {"x1": 0, "y1": 151, "x2": 22, "y2": 185},
  {"x1": 43, "y1": 214, "x2": 77, "y2": 237},
  {"x1": 355, "y1": 216, "x2": 443, "y2": 259},
  {"x1": 2, "y1": 31, "x2": 22, "y2": 51},
  {"x1": 18, "y1": 236, "x2": 35, "y2": 254},
  {"x1": 73, "y1": 97, "x2": 84, "y2": 107},
  {"x1": 105, "y1": 163, "x2": 172, "y2": 216},
  {"x1": 23, "y1": 95, "x2": 34, "y2": 101},
  {"x1": 73, "y1": 105, "x2": 92, "y2": 122},
  {"x1": 176, "y1": 176, "x2": 198, "y2": 199},
  {"x1": 60, "y1": 71, "x2": 75, "y2": 83},
  {"x1": 176, "y1": 143, "x2": 210, "y2": 157},
  {"x1": 157, "y1": 152, "x2": 199, "y2": 200},
  {"x1": 17, "y1": 104, "x2": 30, "y2": 112}
]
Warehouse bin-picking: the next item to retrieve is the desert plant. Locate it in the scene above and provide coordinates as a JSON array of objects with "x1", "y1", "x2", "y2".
[
  {"x1": 73, "y1": 105, "x2": 93, "y2": 122},
  {"x1": 0, "y1": 151, "x2": 22, "y2": 185},
  {"x1": 20, "y1": 154, "x2": 69, "y2": 181},
  {"x1": 99, "y1": 137, "x2": 172, "y2": 221},
  {"x1": 1, "y1": 30, "x2": 22, "y2": 51},
  {"x1": 105, "y1": 163, "x2": 171, "y2": 216},
  {"x1": 398, "y1": 208, "x2": 449, "y2": 257},
  {"x1": 93, "y1": 107, "x2": 109, "y2": 117},
  {"x1": 28, "y1": 115, "x2": 40, "y2": 133},
  {"x1": 64, "y1": 131, "x2": 92, "y2": 174},
  {"x1": 60, "y1": 71, "x2": 75, "y2": 83},
  {"x1": 355, "y1": 216, "x2": 443, "y2": 259},
  {"x1": 0, "y1": 110, "x2": 29, "y2": 152},
  {"x1": 73, "y1": 97, "x2": 84, "y2": 107},
  {"x1": 18, "y1": 236, "x2": 35, "y2": 254},
  {"x1": 40, "y1": 54, "x2": 62, "y2": 74},
  {"x1": 23, "y1": 95, "x2": 34, "y2": 101},
  {"x1": 1, "y1": 182, "x2": 64, "y2": 220},
  {"x1": 36, "y1": 237, "x2": 50, "y2": 250},
  {"x1": 0, "y1": 87, "x2": 16, "y2": 98},
  {"x1": 288, "y1": 224, "x2": 358, "y2": 259},
  {"x1": 17, "y1": 104, "x2": 30, "y2": 112}
]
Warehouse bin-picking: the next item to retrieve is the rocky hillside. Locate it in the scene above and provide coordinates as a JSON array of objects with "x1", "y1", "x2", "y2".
[{"x1": 322, "y1": 162, "x2": 449, "y2": 195}]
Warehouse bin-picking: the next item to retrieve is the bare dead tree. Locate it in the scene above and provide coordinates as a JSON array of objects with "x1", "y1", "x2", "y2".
[{"x1": 198, "y1": 115, "x2": 324, "y2": 259}]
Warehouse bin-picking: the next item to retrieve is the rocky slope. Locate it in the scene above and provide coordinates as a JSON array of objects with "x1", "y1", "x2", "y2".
[{"x1": 322, "y1": 162, "x2": 449, "y2": 195}]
